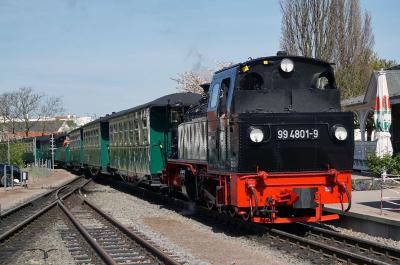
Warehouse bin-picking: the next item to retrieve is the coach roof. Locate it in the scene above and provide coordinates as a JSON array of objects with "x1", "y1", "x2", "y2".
[{"x1": 106, "y1": 92, "x2": 202, "y2": 120}]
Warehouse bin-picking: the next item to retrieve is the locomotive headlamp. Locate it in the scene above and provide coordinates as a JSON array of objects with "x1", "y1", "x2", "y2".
[
  {"x1": 332, "y1": 125, "x2": 348, "y2": 141},
  {"x1": 249, "y1": 128, "x2": 264, "y2": 143},
  {"x1": 280, "y1": 58, "x2": 294, "y2": 73}
]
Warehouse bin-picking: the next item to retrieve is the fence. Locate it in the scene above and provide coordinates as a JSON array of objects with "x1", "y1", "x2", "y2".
[
  {"x1": 380, "y1": 172, "x2": 400, "y2": 214},
  {"x1": 353, "y1": 140, "x2": 377, "y2": 171},
  {"x1": 1, "y1": 164, "x2": 28, "y2": 189},
  {"x1": 2, "y1": 161, "x2": 53, "y2": 190}
]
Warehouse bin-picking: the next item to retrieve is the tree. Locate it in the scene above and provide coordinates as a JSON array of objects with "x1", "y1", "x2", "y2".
[
  {"x1": 0, "y1": 92, "x2": 19, "y2": 135},
  {"x1": 171, "y1": 71, "x2": 210, "y2": 94},
  {"x1": 369, "y1": 53, "x2": 397, "y2": 71},
  {"x1": 39, "y1": 96, "x2": 65, "y2": 135},
  {"x1": 0, "y1": 87, "x2": 65, "y2": 138},
  {"x1": 172, "y1": 61, "x2": 234, "y2": 93},
  {"x1": 14, "y1": 87, "x2": 44, "y2": 137},
  {"x1": 280, "y1": 0, "x2": 374, "y2": 98}
]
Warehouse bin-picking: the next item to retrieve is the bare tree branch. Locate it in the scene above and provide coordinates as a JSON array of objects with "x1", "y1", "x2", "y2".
[
  {"x1": 280, "y1": 0, "x2": 375, "y2": 98},
  {"x1": 40, "y1": 96, "x2": 65, "y2": 135},
  {"x1": 14, "y1": 87, "x2": 44, "y2": 136}
]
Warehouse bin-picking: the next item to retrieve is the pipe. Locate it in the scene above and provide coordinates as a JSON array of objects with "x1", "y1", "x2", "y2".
[
  {"x1": 338, "y1": 182, "x2": 351, "y2": 213},
  {"x1": 249, "y1": 187, "x2": 259, "y2": 216}
]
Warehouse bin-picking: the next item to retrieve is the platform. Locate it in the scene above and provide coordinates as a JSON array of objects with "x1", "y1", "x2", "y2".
[
  {"x1": 325, "y1": 173, "x2": 400, "y2": 240},
  {"x1": 0, "y1": 169, "x2": 78, "y2": 214}
]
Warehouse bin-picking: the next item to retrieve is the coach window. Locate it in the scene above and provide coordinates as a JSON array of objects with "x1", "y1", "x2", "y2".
[
  {"x1": 129, "y1": 120, "x2": 133, "y2": 145},
  {"x1": 239, "y1": 72, "x2": 263, "y2": 90},
  {"x1": 209, "y1": 83, "x2": 220, "y2": 109},
  {"x1": 124, "y1": 121, "x2": 128, "y2": 146},
  {"x1": 110, "y1": 126, "x2": 114, "y2": 146}
]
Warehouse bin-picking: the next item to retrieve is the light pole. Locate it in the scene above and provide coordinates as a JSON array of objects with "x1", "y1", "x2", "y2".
[
  {"x1": 7, "y1": 134, "x2": 10, "y2": 165},
  {"x1": 50, "y1": 134, "x2": 55, "y2": 171}
]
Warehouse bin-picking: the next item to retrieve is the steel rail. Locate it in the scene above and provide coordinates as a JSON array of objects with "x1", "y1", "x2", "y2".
[
  {"x1": 83, "y1": 198, "x2": 181, "y2": 265},
  {"x1": 297, "y1": 222, "x2": 400, "y2": 261},
  {"x1": 262, "y1": 226, "x2": 393, "y2": 265},
  {"x1": 57, "y1": 201, "x2": 117, "y2": 265},
  {"x1": 0, "y1": 178, "x2": 91, "y2": 243},
  {"x1": 1, "y1": 176, "x2": 82, "y2": 218}
]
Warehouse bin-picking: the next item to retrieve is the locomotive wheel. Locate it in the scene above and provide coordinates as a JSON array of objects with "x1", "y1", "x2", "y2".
[
  {"x1": 228, "y1": 206, "x2": 237, "y2": 217},
  {"x1": 241, "y1": 212, "x2": 250, "y2": 221},
  {"x1": 89, "y1": 167, "x2": 100, "y2": 177},
  {"x1": 206, "y1": 200, "x2": 214, "y2": 210}
]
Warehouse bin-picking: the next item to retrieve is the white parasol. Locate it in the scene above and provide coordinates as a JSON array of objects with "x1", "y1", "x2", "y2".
[{"x1": 374, "y1": 70, "x2": 393, "y2": 157}]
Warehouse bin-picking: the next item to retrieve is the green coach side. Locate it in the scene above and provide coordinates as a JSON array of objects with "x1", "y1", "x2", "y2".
[
  {"x1": 54, "y1": 135, "x2": 70, "y2": 165},
  {"x1": 82, "y1": 117, "x2": 109, "y2": 173},
  {"x1": 69, "y1": 128, "x2": 83, "y2": 169},
  {"x1": 108, "y1": 93, "x2": 201, "y2": 185},
  {"x1": 109, "y1": 108, "x2": 150, "y2": 176}
]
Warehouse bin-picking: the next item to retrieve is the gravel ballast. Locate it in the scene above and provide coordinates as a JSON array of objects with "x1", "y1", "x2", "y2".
[
  {"x1": 9, "y1": 211, "x2": 76, "y2": 265},
  {"x1": 84, "y1": 182, "x2": 310, "y2": 265}
]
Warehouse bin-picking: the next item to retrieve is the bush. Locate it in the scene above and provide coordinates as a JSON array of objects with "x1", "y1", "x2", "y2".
[
  {"x1": 367, "y1": 153, "x2": 400, "y2": 176},
  {"x1": 0, "y1": 141, "x2": 26, "y2": 167}
]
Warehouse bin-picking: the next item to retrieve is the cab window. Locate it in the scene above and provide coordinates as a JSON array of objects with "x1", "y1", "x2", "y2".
[
  {"x1": 239, "y1": 72, "x2": 263, "y2": 90},
  {"x1": 209, "y1": 83, "x2": 220, "y2": 109}
]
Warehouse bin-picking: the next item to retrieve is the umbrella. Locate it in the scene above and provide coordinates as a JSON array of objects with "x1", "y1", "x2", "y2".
[{"x1": 374, "y1": 70, "x2": 393, "y2": 158}]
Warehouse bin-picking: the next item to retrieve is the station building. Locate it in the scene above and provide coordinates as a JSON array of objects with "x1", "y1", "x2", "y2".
[{"x1": 342, "y1": 65, "x2": 400, "y2": 170}]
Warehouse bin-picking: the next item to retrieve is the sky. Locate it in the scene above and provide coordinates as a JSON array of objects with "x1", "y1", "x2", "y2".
[{"x1": 0, "y1": 0, "x2": 399, "y2": 117}]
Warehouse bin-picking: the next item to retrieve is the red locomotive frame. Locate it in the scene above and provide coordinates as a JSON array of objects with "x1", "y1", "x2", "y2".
[{"x1": 163, "y1": 160, "x2": 351, "y2": 224}]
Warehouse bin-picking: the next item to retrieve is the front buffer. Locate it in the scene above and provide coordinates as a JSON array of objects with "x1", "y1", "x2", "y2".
[{"x1": 230, "y1": 169, "x2": 351, "y2": 223}]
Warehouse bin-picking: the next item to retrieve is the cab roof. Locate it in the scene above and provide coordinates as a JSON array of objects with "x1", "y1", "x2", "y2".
[{"x1": 215, "y1": 55, "x2": 333, "y2": 74}]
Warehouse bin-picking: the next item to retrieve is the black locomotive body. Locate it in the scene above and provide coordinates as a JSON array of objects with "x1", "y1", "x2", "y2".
[
  {"x1": 165, "y1": 54, "x2": 354, "y2": 223},
  {"x1": 205, "y1": 55, "x2": 354, "y2": 173}
]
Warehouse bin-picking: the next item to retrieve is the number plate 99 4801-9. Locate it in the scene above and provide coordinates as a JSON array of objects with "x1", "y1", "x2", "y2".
[{"x1": 276, "y1": 127, "x2": 320, "y2": 140}]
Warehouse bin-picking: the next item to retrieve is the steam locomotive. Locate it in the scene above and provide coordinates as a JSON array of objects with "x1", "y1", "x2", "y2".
[{"x1": 54, "y1": 53, "x2": 354, "y2": 224}]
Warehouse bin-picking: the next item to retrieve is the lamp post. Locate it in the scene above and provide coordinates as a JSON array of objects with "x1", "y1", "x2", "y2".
[{"x1": 7, "y1": 134, "x2": 10, "y2": 165}]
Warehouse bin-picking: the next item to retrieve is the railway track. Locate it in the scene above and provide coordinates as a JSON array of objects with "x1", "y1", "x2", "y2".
[
  {"x1": 91, "y1": 175, "x2": 400, "y2": 265},
  {"x1": 59, "y1": 192, "x2": 181, "y2": 265},
  {"x1": 0, "y1": 176, "x2": 88, "y2": 242},
  {"x1": 0, "y1": 176, "x2": 91, "y2": 264},
  {"x1": 0, "y1": 175, "x2": 180, "y2": 265}
]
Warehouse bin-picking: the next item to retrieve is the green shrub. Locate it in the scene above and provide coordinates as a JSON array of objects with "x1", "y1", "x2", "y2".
[
  {"x1": 0, "y1": 141, "x2": 27, "y2": 167},
  {"x1": 367, "y1": 153, "x2": 400, "y2": 176}
]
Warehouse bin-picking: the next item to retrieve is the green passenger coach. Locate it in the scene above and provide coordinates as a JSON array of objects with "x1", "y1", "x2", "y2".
[
  {"x1": 107, "y1": 93, "x2": 201, "y2": 185},
  {"x1": 54, "y1": 93, "x2": 201, "y2": 185},
  {"x1": 82, "y1": 117, "x2": 109, "y2": 175},
  {"x1": 69, "y1": 128, "x2": 83, "y2": 169}
]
